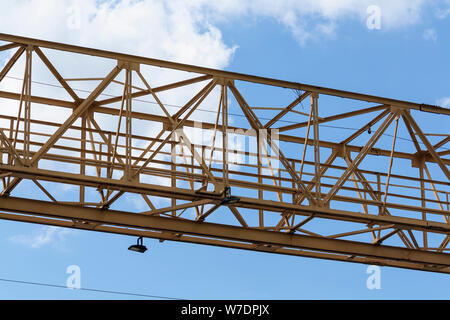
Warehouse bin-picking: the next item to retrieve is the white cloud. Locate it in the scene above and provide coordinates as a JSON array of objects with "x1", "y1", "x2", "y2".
[
  {"x1": 0, "y1": 0, "x2": 236, "y2": 67},
  {"x1": 436, "y1": 9, "x2": 450, "y2": 19},
  {"x1": 0, "y1": 0, "x2": 429, "y2": 51},
  {"x1": 10, "y1": 226, "x2": 75, "y2": 249},
  {"x1": 177, "y1": 0, "x2": 427, "y2": 44},
  {"x1": 437, "y1": 97, "x2": 450, "y2": 108},
  {"x1": 435, "y1": 0, "x2": 450, "y2": 19},
  {"x1": 423, "y1": 28, "x2": 437, "y2": 42}
]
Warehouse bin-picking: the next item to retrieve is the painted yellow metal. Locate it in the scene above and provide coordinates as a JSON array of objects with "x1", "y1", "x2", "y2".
[{"x1": 0, "y1": 33, "x2": 448, "y2": 273}]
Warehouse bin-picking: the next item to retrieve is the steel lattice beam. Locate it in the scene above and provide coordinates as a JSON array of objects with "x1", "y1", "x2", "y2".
[{"x1": 0, "y1": 33, "x2": 448, "y2": 273}]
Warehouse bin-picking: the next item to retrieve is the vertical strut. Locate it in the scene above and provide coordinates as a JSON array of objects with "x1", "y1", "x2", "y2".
[
  {"x1": 222, "y1": 84, "x2": 229, "y2": 186},
  {"x1": 125, "y1": 68, "x2": 133, "y2": 181},
  {"x1": 312, "y1": 93, "x2": 321, "y2": 205}
]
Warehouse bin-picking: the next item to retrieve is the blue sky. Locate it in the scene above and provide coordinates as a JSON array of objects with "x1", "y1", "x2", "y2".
[{"x1": 0, "y1": 0, "x2": 449, "y2": 299}]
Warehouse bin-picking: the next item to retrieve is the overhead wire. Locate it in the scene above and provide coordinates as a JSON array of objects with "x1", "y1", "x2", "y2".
[{"x1": 0, "y1": 277, "x2": 185, "y2": 300}]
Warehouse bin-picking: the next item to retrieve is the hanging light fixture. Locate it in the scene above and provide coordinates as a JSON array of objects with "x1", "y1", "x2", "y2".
[{"x1": 128, "y1": 236, "x2": 147, "y2": 253}]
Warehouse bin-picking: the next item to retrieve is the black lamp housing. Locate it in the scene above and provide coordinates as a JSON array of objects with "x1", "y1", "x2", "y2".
[{"x1": 128, "y1": 236, "x2": 147, "y2": 253}]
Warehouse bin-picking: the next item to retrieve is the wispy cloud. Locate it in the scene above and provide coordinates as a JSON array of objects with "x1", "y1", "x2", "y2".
[
  {"x1": 0, "y1": 0, "x2": 430, "y2": 52},
  {"x1": 10, "y1": 226, "x2": 75, "y2": 249},
  {"x1": 423, "y1": 28, "x2": 437, "y2": 42},
  {"x1": 437, "y1": 97, "x2": 450, "y2": 108},
  {"x1": 186, "y1": 0, "x2": 428, "y2": 44},
  {"x1": 435, "y1": 0, "x2": 450, "y2": 19},
  {"x1": 436, "y1": 8, "x2": 450, "y2": 19}
]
